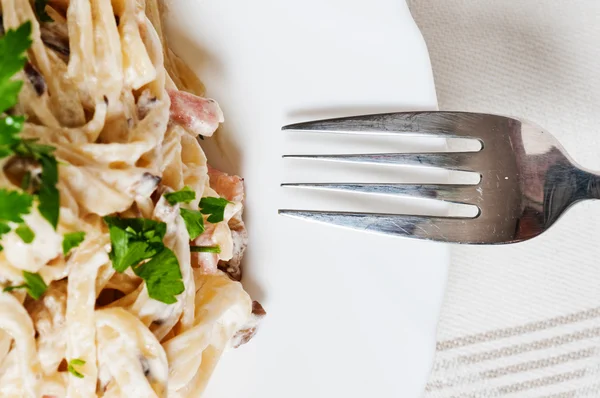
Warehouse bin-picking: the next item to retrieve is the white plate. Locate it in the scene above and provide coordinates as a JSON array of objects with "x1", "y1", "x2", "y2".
[{"x1": 166, "y1": 1, "x2": 447, "y2": 396}]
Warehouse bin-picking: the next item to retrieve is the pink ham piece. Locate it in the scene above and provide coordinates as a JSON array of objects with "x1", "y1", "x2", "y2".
[
  {"x1": 208, "y1": 165, "x2": 244, "y2": 202},
  {"x1": 167, "y1": 89, "x2": 224, "y2": 137},
  {"x1": 191, "y1": 166, "x2": 248, "y2": 279},
  {"x1": 208, "y1": 166, "x2": 248, "y2": 281},
  {"x1": 190, "y1": 222, "x2": 220, "y2": 274}
]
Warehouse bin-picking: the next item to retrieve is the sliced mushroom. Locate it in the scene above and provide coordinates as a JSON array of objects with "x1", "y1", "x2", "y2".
[
  {"x1": 40, "y1": 21, "x2": 70, "y2": 61},
  {"x1": 25, "y1": 62, "x2": 47, "y2": 96},
  {"x1": 133, "y1": 173, "x2": 161, "y2": 197},
  {"x1": 25, "y1": 280, "x2": 68, "y2": 374},
  {"x1": 2, "y1": 156, "x2": 42, "y2": 194},
  {"x1": 230, "y1": 301, "x2": 266, "y2": 349}
]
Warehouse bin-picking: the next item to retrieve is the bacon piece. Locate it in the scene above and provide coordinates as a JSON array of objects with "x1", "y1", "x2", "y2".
[{"x1": 167, "y1": 89, "x2": 224, "y2": 137}]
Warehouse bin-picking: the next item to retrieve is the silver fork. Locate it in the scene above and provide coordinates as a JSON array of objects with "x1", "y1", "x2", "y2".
[{"x1": 279, "y1": 111, "x2": 600, "y2": 244}]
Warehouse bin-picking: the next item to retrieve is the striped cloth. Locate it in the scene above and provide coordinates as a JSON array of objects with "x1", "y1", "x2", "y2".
[{"x1": 406, "y1": 1, "x2": 600, "y2": 397}]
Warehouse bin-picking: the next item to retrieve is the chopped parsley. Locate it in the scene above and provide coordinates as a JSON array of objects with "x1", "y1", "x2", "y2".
[
  {"x1": 0, "y1": 188, "x2": 33, "y2": 223},
  {"x1": 104, "y1": 217, "x2": 166, "y2": 272},
  {"x1": 67, "y1": 358, "x2": 85, "y2": 378},
  {"x1": 132, "y1": 247, "x2": 183, "y2": 304},
  {"x1": 104, "y1": 217, "x2": 184, "y2": 304},
  {"x1": 20, "y1": 171, "x2": 31, "y2": 190},
  {"x1": 164, "y1": 186, "x2": 196, "y2": 205},
  {"x1": 0, "y1": 22, "x2": 60, "y2": 232},
  {"x1": 0, "y1": 223, "x2": 10, "y2": 236},
  {"x1": 199, "y1": 197, "x2": 231, "y2": 223},
  {"x1": 62, "y1": 231, "x2": 85, "y2": 255},
  {"x1": 3, "y1": 270, "x2": 47, "y2": 299},
  {"x1": 0, "y1": 189, "x2": 33, "y2": 242},
  {"x1": 0, "y1": 115, "x2": 24, "y2": 157},
  {"x1": 163, "y1": 187, "x2": 206, "y2": 239},
  {"x1": 15, "y1": 224, "x2": 34, "y2": 243},
  {"x1": 0, "y1": 22, "x2": 32, "y2": 115},
  {"x1": 190, "y1": 245, "x2": 221, "y2": 253},
  {"x1": 179, "y1": 208, "x2": 204, "y2": 240},
  {"x1": 19, "y1": 142, "x2": 59, "y2": 229}
]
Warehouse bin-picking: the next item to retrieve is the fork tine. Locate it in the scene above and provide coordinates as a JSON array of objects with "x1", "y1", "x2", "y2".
[
  {"x1": 282, "y1": 111, "x2": 493, "y2": 138},
  {"x1": 281, "y1": 183, "x2": 482, "y2": 204},
  {"x1": 282, "y1": 152, "x2": 480, "y2": 172},
  {"x1": 278, "y1": 210, "x2": 480, "y2": 243}
]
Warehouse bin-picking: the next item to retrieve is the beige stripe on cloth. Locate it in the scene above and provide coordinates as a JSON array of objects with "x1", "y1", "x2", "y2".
[{"x1": 405, "y1": 0, "x2": 600, "y2": 397}]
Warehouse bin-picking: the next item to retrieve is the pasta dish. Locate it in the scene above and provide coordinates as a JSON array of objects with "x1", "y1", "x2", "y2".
[{"x1": 0, "y1": 0, "x2": 264, "y2": 396}]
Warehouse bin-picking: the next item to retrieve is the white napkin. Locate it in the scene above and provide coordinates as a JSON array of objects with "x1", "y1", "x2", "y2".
[{"x1": 406, "y1": 0, "x2": 600, "y2": 396}]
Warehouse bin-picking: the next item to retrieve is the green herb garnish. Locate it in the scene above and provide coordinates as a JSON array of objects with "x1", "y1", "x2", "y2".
[
  {"x1": 103, "y1": 217, "x2": 166, "y2": 273},
  {"x1": 0, "y1": 189, "x2": 33, "y2": 242},
  {"x1": 179, "y1": 208, "x2": 204, "y2": 240},
  {"x1": 62, "y1": 231, "x2": 85, "y2": 255},
  {"x1": 190, "y1": 245, "x2": 221, "y2": 253},
  {"x1": 0, "y1": 188, "x2": 33, "y2": 224},
  {"x1": 132, "y1": 247, "x2": 184, "y2": 304},
  {"x1": 0, "y1": 22, "x2": 59, "y2": 231},
  {"x1": 15, "y1": 224, "x2": 34, "y2": 243},
  {"x1": 22, "y1": 143, "x2": 59, "y2": 229},
  {"x1": 164, "y1": 186, "x2": 196, "y2": 205},
  {"x1": 0, "y1": 22, "x2": 32, "y2": 114},
  {"x1": 3, "y1": 270, "x2": 47, "y2": 299},
  {"x1": 20, "y1": 171, "x2": 31, "y2": 190},
  {"x1": 199, "y1": 197, "x2": 231, "y2": 224},
  {"x1": 104, "y1": 217, "x2": 184, "y2": 304},
  {"x1": 67, "y1": 358, "x2": 85, "y2": 378}
]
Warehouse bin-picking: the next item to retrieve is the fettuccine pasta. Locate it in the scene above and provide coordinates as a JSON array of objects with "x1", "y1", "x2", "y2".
[{"x1": 0, "y1": 0, "x2": 264, "y2": 396}]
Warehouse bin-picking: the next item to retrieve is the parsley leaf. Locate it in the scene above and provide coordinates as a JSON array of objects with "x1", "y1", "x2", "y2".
[
  {"x1": 2, "y1": 285, "x2": 25, "y2": 293},
  {"x1": 34, "y1": 0, "x2": 54, "y2": 23},
  {"x1": 199, "y1": 197, "x2": 231, "y2": 223},
  {"x1": 9, "y1": 142, "x2": 59, "y2": 229},
  {"x1": 104, "y1": 216, "x2": 184, "y2": 304},
  {"x1": 0, "y1": 223, "x2": 10, "y2": 236},
  {"x1": 0, "y1": 22, "x2": 59, "y2": 231},
  {"x1": 0, "y1": 22, "x2": 32, "y2": 114},
  {"x1": 0, "y1": 190, "x2": 34, "y2": 246},
  {"x1": 103, "y1": 217, "x2": 166, "y2": 273},
  {"x1": 3, "y1": 271, "x2": 47, "y2": 299},
  {"x1": 62, "y1": 231, "x2": 85, "y2": 255},
  {"x1": 67, "y1": 358, "x2": 85, "y2": 378},
  {"x1": 179, "y1": 208, "x2": 204, "y2": 240},
  {"x1": 15, "y1": 224, "x2": 34, "y2": 243},
  {"x1": 15, "y1": 139, "x2": 56, "y2": 157},
  {"x1": 190, "y1": 245, "x2": 221, "y2": 253},
  {"x1": 132, "y1": 247, "x2": 184, "y2": 304},
  {"x1": 0, "y1": 115, "x2": 24, "y2": 158},
  {"x1": 22, "y1": 271, "x2": 46, "y2": 298},
  {"x1": 164, "y1": 186, "x2": 195, "y2": 205},
  {"x1": 20, "y1": 170, "x2": 31, "y2": 190},
  {"x1": 36, "y1": 153, "x2": 59, "y2": 229},
  {"x1": 0, "y1": 188, "x2": 33, "y2": 222}
]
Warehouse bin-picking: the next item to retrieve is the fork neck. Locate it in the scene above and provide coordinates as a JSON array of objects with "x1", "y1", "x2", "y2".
[
  {"x1": 541, "y1": 167, "x2": 600, "y2": 227},
  {"x1": 555, "y1": 168, "x2": 600, "y2": 202},
  {"x1": 581, "y1": 170, "x2": 600, "y2": 200}
]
